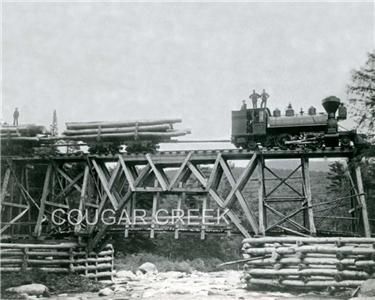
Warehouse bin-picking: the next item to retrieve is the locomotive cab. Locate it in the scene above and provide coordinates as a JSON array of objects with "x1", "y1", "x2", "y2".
[
  {"x1": 231, "y1": 107, "x2": 269, "y2": 148},
  {"x1": 251, "y1": 108, "x2": 268, "y2": 135}
]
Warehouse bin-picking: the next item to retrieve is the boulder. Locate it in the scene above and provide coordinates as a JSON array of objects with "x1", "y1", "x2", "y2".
[
  {"x1": 113, "y1": 285, "x2": 127, "y2": 293},
  {"x1": 157, "y1": 271, "x2": 186, "y2": 280},
  {"x1": 6, "y1": 284, "x2": 48, "y2": 296},
  {"x1": 360, "y1": 279, "x2": 375, "y2": 297},
  {"x1": 98, "y1": 287, "x2": 113, "y2": 296},
  {"x1": 138, "y1": 262, "x2": 158, "y2": 274},
  {"x1": 116, "y1": 270, "x2": 137, "y2": 281}
]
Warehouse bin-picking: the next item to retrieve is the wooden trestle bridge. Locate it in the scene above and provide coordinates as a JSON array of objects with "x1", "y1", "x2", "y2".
[{"x1": 0, "y1": 147, "x2": 371, "y2": 252}]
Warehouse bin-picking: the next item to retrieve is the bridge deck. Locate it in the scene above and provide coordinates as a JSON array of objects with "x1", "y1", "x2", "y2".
[{"x1": 2, "y1": 147, "x2": 354, "y2": 164}]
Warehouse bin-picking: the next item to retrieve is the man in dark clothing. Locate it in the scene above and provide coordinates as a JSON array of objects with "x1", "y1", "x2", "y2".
[
  {"x1": 249, "y1": 90, "x2": 261, "y2": 108},
  {"x1": 13, "y1": 108, "x2": 19, "y2": 126},
  {"x1": 260, "y1": 89, "x2": 270, "y2": 108}
]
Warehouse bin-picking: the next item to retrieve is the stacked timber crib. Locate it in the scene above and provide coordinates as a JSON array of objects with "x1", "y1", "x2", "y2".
[
  {"x1": 0, "y1": 242, "x2": 114, "y2": 280},
  {"x1": 242, "y1": 237, "x2": 375, "y2": 288}
]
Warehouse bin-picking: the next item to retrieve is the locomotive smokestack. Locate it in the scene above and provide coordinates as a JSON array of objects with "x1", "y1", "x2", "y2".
[
  {"x1": 322, "y1": 96, "x2": 341, "y2": 117},
  {"x1": 322, "y1": 96, "x2": 341, "y2": 134}
]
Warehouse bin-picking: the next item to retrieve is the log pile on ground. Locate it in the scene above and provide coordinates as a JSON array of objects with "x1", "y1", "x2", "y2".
[
  {"x1": 0, "y1": 242, "x2": 114, "y2": 281},
  {"x1": 61, "y1": 119, "x2": 191, "y2": 143},
  {"x1": 241, "y1": 237, "x2": 375, "y2": 289}
]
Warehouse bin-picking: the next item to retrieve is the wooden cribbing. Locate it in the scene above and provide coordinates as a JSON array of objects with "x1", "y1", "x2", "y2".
[
  {"x1": 242, "y1": 236, "x2": 375, "y2": 290},
  {"x1": 242, "y1": 237, "x2": 375, "y2": 244},
  {"x1": 247, "y1": 269, "x2": 369, "y2": 278},
  {"x1": 248, "y1": 278, "x2": 364, "y2": 288},
  {"x1": 0, "y1": 242, "x2": 114, "y2": 280}
]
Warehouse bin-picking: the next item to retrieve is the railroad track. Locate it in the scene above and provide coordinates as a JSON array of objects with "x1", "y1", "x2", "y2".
[{"x1": 2, "y1": 147, "x2": 355, "y2": 162}]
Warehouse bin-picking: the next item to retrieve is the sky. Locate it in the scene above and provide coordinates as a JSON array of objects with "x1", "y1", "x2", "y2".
[{"x1": 2, "y1": 1, "x2": 374, "y2": 147}]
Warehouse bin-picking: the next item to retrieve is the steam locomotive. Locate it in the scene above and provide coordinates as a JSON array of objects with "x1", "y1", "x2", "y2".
[{"x1": 231, "y1": 96, "x2": 366, "y2": 150}]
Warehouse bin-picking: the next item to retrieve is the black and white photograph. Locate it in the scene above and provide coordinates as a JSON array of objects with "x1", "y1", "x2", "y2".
[{"x1": 1, "y1": 0, "x2": 375, "y2": 299}]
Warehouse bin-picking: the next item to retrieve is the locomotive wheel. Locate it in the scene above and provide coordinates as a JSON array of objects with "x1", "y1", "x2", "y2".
[
  {"x1": 340, "y1": 136, "x2": 351, "y2": 148},
  {"x1": 264, "y1": 136, "x2": 275, "y2": 149},
  {"x1": 276, "y1": 134, "x2": 292, "y2": 150},
  {"x1": 247, "y1": 141, "x2": 258, "y2": 150}
]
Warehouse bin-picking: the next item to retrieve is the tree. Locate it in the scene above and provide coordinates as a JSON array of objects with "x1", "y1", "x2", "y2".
[
  {"x1": 347, "y1": 51, "x2": 375, "y2": 134},
  {"x1": 327, "y1": 161, "x2": 350, "y2": 194}
]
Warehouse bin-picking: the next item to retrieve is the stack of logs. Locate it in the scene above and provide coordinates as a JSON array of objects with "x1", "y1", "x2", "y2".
[
  {"x1": 0, "y1": 242, "x2": 114, "y2": 280},
  {"x1": 62, "y1": 119, "x2": 191, "y2": 142},
  {"x1": 0, "y1": 124, "x2": 46, "y2": 141},
  {"x1": 242, "y1": 237, "x2": 375, "y2": 288}
]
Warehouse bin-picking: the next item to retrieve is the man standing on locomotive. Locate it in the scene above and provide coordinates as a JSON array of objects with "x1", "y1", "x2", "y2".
[
  {"x1": 249, "y1": 90, "x2": 261, "y2": 108},
  {"x1": 260, "y1": 89, "x2": 269, "y2": 108}
]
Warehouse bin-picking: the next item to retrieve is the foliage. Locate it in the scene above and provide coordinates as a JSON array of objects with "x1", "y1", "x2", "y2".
[
  {"x1": 347, "y1": 51, "x2": 375, "y2": 133},
  {"x1": 113, "y1": 234, "x2": 242, "y2": 273},
  {"x1": 327, "y1": 161, "x2": 350, "y2": 194},
  {"x1": 113, "y1": 234, "x2": 242, "y2": 260},
  {"x1": 346, "y1": 51, "x2": 375, "y2": 229}
]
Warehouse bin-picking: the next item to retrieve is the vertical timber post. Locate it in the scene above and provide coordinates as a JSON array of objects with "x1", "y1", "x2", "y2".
[
  {"x1": 76, "y1": 166, "x2": 89, "y2": 233},
  {"x1": 34, "y1": 164, "x2": 52, "y2": 237},
  {"x1": 301, "y1": 157, "x2": 316, "y2": 236},
  {"x1": 0, "y1": 168, "x2": 11, "y2": 217},
  {"x1": 150, "y1": 179, "x2": 159, "y2": 239},
  {"x1": 24, "y1": 166, "x2": 32, "y2": 234},
  {"x1": 257, "y1": 156, "x2": 266, "y2": 235},
  {"x1": 355, "y1": 165, "x2": 371, "y2": 237}
]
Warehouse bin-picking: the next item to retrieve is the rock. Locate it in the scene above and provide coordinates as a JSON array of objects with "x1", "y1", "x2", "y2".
[
  {"x1": 138, "y1": 262, "x2": 158, "y2": 274},
  {"x1": 160, "y1": 271, "x2": 186, "y2": 279},
  {"x1": 143, "y1": 289, "x2": 158, "y2": 298},
  {"x1": 116, "y1": 270, "x2": 137, "y2": 281},
  {"x1": 6, "y1": 284, "x2": 49, "y2": 296},
  {"x1": 18, "y1": 293, "x2": 29, "y2": 300},
  {"x1": 98, "y1": 287, "x2": 114, "y2": 296},
  {"x1": 360, "y1": 279, "x2": 375, "y2": 297},
  {"x1": 113, "y1": 285, "x2": 127, "y2": 293},
  {"x1": 195, "y1": 290, "x2": 209, "y2": 296}
]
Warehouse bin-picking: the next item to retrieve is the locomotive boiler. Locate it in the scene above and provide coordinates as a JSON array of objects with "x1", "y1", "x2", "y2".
[{"x1": 231, "y1": 96, "x2": 363, "y2": 150}]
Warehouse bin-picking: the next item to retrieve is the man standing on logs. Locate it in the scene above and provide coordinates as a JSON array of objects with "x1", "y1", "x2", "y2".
[
  {"x1": 249, "y1": 90, "x2": 261, "y2": 108},
  {"x1": 13, "y1": 108, "x2": 19, "y2": 126}
]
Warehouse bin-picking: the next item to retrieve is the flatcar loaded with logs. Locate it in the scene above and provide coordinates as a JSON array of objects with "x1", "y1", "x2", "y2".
[
  {"x1": 0, "y1": 118, "x2": 191, "y2": 155},
  {"x1": 231, "y1": 96, "x2": 367, "y2": 150}
]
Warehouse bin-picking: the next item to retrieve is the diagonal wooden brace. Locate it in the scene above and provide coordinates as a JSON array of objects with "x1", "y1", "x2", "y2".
[
  {"x1": 146, "y1": 154, "x2": 168, "y2": 191},
  {"x1": 92, "y1": 160, "x2": 119, "y2": 210},
  {"x1": 223, "y1": 153, "x2": 257, "y2": 207},
  {"x1": 219, "y1": 157, "x2": 259, "y2": 234},
  {"x1": 168, "y1": 151, "x2": 194, "y2": 190}
]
